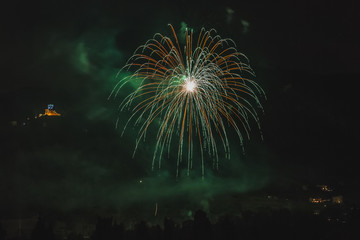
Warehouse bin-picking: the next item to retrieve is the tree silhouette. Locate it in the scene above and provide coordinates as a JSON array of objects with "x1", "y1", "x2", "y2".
[
  {"x1": 193, "y1": 210, "x2": 212, "y2": 240},
  {"x1": 163, "y1": 217, "x2": 175, "y2": 240},
  {"x1": 0, "y1": 222, "x2": 6, "y2": 240},
  {"x1": 92, "y1": 217, "x2": 124, "y2": 240},
  {"x1": 31, "y1": 216, "x2": 55, "y2": 240},
  {"x1": 134, "y1": 220, "x2": 148, "y2": 240}
]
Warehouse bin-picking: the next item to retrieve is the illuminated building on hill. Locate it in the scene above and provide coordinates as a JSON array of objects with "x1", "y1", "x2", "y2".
[{"x1": 39, "y1": 104, "x2": 61, "y2": 117}]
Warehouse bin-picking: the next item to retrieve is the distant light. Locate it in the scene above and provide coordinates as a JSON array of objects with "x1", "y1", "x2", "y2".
[{"x1": 139, "y1": 180, "x2": 143, "y2": 183}]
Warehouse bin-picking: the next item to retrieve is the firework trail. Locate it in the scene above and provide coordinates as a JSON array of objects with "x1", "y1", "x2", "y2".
[{"x1": 110, "y1": 24, "x2": 265, "y2": 177}]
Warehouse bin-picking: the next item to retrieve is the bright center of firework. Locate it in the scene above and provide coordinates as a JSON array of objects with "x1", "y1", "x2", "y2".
[{"x1": 184, "y1": 79, "x2": 197, "y2": 92}]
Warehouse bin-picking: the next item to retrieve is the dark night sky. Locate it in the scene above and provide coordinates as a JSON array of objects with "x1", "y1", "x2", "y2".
[{"x1": 1, "y1": 0, "x2": 359, "y2": 218}]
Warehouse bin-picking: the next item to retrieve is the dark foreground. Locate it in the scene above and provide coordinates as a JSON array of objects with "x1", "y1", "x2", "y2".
[{"x1": 1, "y1": 206, "x2": 360, "y2": 240}]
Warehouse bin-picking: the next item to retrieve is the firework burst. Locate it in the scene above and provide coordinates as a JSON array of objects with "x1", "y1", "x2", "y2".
[{"x1": 110, "y1": 24, "x2": 265, "y2": 177}]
